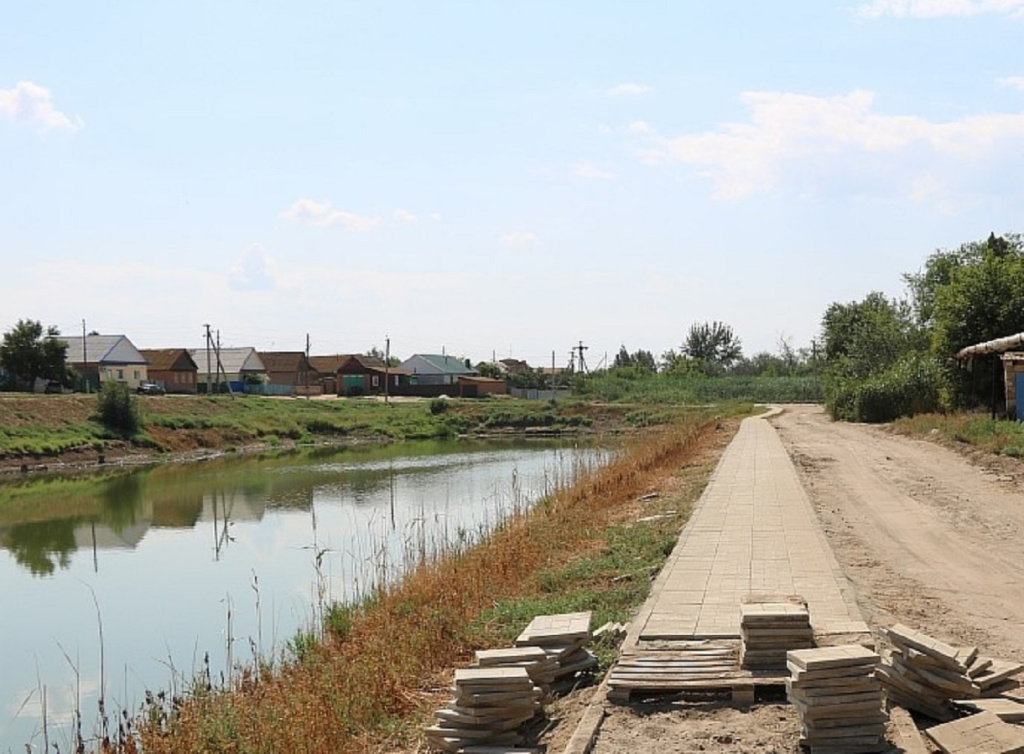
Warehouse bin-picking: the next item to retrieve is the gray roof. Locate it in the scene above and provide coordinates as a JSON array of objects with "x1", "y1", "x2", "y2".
[
  {"x1": 63, "y1": 335, "x2": 147, "y2": 365},
  {"x1": 401, "y1": 353, "x2": 477, "y2": 376},
  {"x1": 188, "y1": 347, "x2": 265, "y2": 375}
]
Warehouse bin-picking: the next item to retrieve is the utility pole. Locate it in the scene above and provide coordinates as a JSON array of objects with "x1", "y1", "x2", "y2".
[
  {"x1": 384, "y1": 335, "x2": 391, "y2": 405},
  {"x1": 204, "y1": 324, "x2": 212, "y2": 395},
  {"x1": 575, "y1": 341, "x2": 589, "y2": 374},
  {"x1": 305, "y1": 333, "x2": 311, "y2": 401},
  {"x1": 82, "y1": 319, "x2": 89, "y2": 393}
]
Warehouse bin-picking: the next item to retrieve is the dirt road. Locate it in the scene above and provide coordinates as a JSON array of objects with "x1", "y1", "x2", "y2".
[
  {"x1": 582, "y1": 404, "x2": 1024, "y2": 753},
  {"x1": 772, "y1": 404, "x2": 1024, "y2": 660}
]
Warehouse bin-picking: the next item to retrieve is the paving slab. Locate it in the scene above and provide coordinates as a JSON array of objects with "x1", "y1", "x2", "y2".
[{"x1": 627, "y1": 412, "x2": 868, "y2": 646}]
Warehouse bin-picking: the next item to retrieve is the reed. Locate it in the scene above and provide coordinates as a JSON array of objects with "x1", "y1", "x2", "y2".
[{"x1": 133, "y1": 411, "x2": 730, "y2": 753}]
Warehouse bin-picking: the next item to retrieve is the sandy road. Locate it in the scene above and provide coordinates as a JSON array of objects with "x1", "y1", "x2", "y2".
[{"x1": 771, "y1": 404, "x2": 1024, "y2": 659}]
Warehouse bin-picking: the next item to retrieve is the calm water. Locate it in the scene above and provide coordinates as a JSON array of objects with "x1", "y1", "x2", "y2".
[{"x1": 0, "y1": 440, "x2": 602, "y2": 752}]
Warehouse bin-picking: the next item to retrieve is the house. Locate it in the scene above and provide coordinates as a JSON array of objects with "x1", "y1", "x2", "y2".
[
  {"x1": 64, "y1": 334, "x2": 148, "y2": 390},
  {"x1": 310, "y1": 354, "x2": 409, "y2": 396},
  {"x1": 139, "y1": 349, "x2": 198, "y2": 394},
  {"x1": 188, "y1": 347, "x2": 266, "y2": 393},
  {"x1": 257, "y1": 351, "x2": 321, "y2": 396},
  {"x1": 498, "y1": 358, "x2": 531, "y2": 374},
  {"x1": 457, "y1": 375, "x2": 507, "y2": 398},
  {"x1": 399, "y1": 354, "x2": 478, "y2": 386}
]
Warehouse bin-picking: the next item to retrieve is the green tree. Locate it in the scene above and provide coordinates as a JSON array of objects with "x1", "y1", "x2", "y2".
[
  {"x1": 612, "y1": 346, "x2": 656, "y2": 373},
  {"x1": 97, "y1": 381, "x2": 141, "y2": 435},
  {"x1": 0, "y1": 319, "x2": 72, "y2": 390},
  {"x1": 904, "y1": 232, "x2": 1023, "y2": 328},
  {"x1": 682, "y1": 321, "x2": 742, "y2": 373},
  {"x1": 820, "y1": 292, "x2": 920, "y2": 381},
  {"x1": 928, "y1": 238, "x2": 1024, "y2": 407}
]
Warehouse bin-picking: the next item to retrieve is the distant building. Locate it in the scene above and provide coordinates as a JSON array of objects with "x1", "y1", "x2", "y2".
[
  {"x1": 139, "y1": 349, "x2": 198, "y2": 394},
  {"x1": 400, "y1": 354, "x2": 478, "y2": 386},
  {"x1": 188, "y1": 347, "x2": 266, "y2": 393},
  {"x1": 64, "y1": 334, "x2": 148, "y2": 390},
  {"x1": 310, "y1": 354, "x2": 409, "y2": 396}
]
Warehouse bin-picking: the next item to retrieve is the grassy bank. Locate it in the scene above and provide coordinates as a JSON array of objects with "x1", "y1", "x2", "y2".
[
  {"x1": 893, "y1": 412, "x2": 1024, "y2": 457},
  {"x1": 0, "y1": 394, "x2": 657, "y2": 467},
  {"x1": 122, "y1": 408, "x2": 741, "y2": 753}
]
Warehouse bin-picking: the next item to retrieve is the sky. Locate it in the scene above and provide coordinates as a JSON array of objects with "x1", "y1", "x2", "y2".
[{"x1": 3, "y1": 1, "x2": 1024, "y2": 370}]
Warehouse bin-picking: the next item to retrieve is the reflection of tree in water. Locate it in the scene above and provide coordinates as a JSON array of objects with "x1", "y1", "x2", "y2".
[
  {"x1": 1, "y1": 518, "x2": 80, "y2": 576},
  {"x1": 99, "y1": 472, "x2": 145, "y2": 533}
]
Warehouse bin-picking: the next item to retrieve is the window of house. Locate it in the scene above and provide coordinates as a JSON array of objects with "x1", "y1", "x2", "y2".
[
  {"x1": 372, "y1": 375, "x2": 379, "y2": 387},
  {"x1": 133, "y1": 370, "x2": 140, "y2": 380},
  {"x1": 117, "y1": 369, "x2": 124, "y2": 380}
]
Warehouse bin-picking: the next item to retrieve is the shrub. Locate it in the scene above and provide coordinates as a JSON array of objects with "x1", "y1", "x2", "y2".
[
  {"x1": 97, "y1": 382, "x2": 142, "y2": 435},
  {"x1": 429, "y1": 397, "x2": 449, "y2": 415},
  {"x1": 826, "y1": 353, "x2": 946, "y2": 423}
]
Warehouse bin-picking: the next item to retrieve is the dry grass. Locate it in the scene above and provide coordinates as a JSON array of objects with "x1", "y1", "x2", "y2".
[{"x1": 128, "y1": 413, "x2": 724, "y2": 754}]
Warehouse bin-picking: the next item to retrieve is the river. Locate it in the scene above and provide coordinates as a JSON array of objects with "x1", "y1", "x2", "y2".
[{"x1": 0, "y1": 439, "x2": 603, "y2": 752}]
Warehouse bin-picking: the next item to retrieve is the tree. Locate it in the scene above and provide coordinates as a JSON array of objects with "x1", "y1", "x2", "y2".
[
  {"x1": 0, "y1": 320, "x2": 71, "y2": 390},
  {"x1": 820, "y1": 292, "x2": 920, "y2": 380},
  {"x1": 612, "y1": 346, "x2": 657, "y2": 373},
  {"x1": 682, "y1": 321, "x2": 742, "y2": 373},
  {"x1": 904, "y1": 233, "x2": 1023, "y2": 328}
]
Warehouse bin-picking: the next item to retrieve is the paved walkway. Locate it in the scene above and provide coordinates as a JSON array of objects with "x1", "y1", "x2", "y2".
[{"x1": 627, "y1": 411, "x2": 867, "y2": 645}]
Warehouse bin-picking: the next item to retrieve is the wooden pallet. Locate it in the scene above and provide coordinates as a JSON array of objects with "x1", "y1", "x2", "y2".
[{"x1": 607, "y1": 640, "x2": 786, "y2": 704}]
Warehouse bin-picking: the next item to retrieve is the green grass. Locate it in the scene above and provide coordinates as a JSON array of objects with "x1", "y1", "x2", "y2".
[
  {"x1": 893, "y1": 412, "x2": 1024, "y2": 457},
  {"x1": 575, "y1": 373, "x2": 824, "y2": 404}
]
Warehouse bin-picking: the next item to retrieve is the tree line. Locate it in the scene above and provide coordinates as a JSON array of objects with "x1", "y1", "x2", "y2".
[{"x1": 820, "y1": 232, "x2": 1024, "y2": 421}]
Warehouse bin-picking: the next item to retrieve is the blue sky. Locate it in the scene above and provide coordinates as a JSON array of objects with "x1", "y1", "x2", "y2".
[{"x1": 3, "y1": 1, "x2": 1023, "y2": 369}]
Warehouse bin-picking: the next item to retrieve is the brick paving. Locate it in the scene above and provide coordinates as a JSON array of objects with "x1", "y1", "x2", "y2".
[{"x1": 630, "y1": 412, "x2": 867, "y2": 644}]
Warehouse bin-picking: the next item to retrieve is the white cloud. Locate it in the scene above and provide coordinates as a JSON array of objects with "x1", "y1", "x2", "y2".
[
  {"x1": 607, "y1": 83, "x2": 653, "y2": 97},
  {"x1": 998, "y1": 76, "x2": 1024, "y2": 90},
  {"x1": 626, "y1": 120, "x2": 654, "y2": 134},
  {"x1": 392, "y1": 208, "x2": 418, "y2": 224},
  {"x1": 645, "y1": 89, "x2": 1024, "y2": 201},
  {"x1": 229, "y1": 244, "x2": 280, "y2": 291},
  {"x1": 854, "y1": 0, "x2": 1024, "y2": 18},
  {"x1": 280, "y1": 198, "x2": 381, "y2": 232},
  {"x1": 572, "y1": 161, "x2": 615, "y2": 181},
  {"x1": 0, "y1": 80, "x2": 79, "y2": 132},
  {"x1": 499, "y1": 232, "x2": 539, "y2": 248}
]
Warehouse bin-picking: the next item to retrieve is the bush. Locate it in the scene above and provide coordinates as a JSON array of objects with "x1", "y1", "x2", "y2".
[
  {"x1": 826, "y1": 354, "x2": 947, "y2": 423},
  {"x1": 97, "y1": 382, "x2": 142, "y2": 435},
  {"x1": 429, "y1": 397, "x2": 449, "y2": 415}
]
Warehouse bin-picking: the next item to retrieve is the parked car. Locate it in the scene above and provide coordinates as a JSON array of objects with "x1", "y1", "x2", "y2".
[{"x1": 137, "y1": 381, "x2": 166, "y2": 395}]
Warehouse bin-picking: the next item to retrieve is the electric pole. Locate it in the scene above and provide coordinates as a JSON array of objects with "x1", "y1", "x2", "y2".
[
  {"x1": 575, "y1": 341, "x2": 589, "y2": 374},
  {"x1": 204, "y1": 324, "x2": 212, "y2": 395},
  {"x1": 82, "y1": 319, "x2": 89, "y2": 393},
  {"x1": 384, "y1": 335, "x2": 391, "y2": 405}
]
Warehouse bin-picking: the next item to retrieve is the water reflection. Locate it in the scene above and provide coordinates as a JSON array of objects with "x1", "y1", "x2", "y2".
[{"x1": 0, "y1": 439, "x2": 604, "y2": 751}]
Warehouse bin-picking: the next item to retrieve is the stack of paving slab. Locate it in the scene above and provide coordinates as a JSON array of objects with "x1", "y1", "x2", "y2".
[
  {"x1": 424, "y1": 666, "x2": 543, "y2": 753},
  {"x1": 877, "y1": 623, "x2": 1024, "y2": 721},
  {"x1": 514, "y1": 611, "x2": 597, "y2": 688},
  {"x1": 474, "y1": 646, "x2": 559, "y2": 702},
  {"x1": 787, "y1": 645, "x2": 888, "y2": 754},
  {"x1": 924, "y1": 710, "x2": 1024, "y2": 753},
  {"x1": 740, "y1": 602, "x2": 814, "y2": 671}
]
